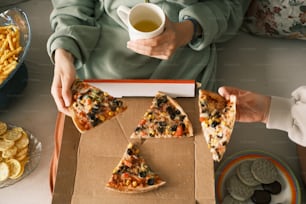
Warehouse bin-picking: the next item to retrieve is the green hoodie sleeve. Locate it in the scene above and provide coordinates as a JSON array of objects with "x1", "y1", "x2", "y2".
[
  {"x1": 47, "y1": 0, "x2": 251, "y2": 67},
  {"x1": 179, "y1": 0, "x2": 251, "y2": 50},
  {"x1": 47, "y1": 0, "x2": 101, "y2": 67}
]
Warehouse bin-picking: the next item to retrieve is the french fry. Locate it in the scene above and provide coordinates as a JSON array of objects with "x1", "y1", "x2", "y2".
[
  {"x1": 0, "y1": 75, "x2": 7, "y2": 83},
  {"x1": 1, "y1": 62, "x2": 17, "y2": 73},
  {"x1": 0, "y1": 39, "x2": 8, "y2": 55},
  {"x1": 7, "y1": 33, "x2": 15, "y2": 51},
  {"x1": 0, "y1": 25, "x2": 23, "y2": 85},
  {"x1": 0, "y1": 47, "x2": 22, "y2": 64}
]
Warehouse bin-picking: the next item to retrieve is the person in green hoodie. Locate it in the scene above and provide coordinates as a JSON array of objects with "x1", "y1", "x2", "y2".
[{"x1": 47, "y1": 0, "x2": 251, "y2": 115}]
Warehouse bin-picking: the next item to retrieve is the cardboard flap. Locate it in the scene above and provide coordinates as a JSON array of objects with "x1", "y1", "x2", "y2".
[{"x1": 85, "y1": 79, "x2": 196, "y2": 98}]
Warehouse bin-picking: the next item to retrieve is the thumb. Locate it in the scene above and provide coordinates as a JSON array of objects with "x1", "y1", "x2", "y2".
[
  {"x1": 218, "y1": 86, "x2": 234, "y2": 100},
  {"x1": 61, "y1": 78, "x2": 73, "y2": 107}
]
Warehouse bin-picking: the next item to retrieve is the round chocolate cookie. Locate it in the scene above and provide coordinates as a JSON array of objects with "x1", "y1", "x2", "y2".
[
  {"x1": 251, "y1": 158, "x2": 279, "y2": 184},
  {"x1": 251, "y1": 190, "x2": 271, "y2": 204},
  {"x1": 236, "y1": 160, "x2": 260, "y2": 187},
  {"x1": 262, "y1": 180, "x2": 282, "y2": 195},
  {"x1": 222, "y1": 194, "x2": 244, "y2": 204},
  {"x1": 226, "y1": 175, "x2": 255, "y2": 201}
]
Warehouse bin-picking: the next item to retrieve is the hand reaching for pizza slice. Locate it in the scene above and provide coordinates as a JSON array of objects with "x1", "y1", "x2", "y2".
[
  {"x1": 198, "y1": 89, "x2": 236, "y2": 162},
  {"x1": 218, "y1": 86, "x2": 271, "y2": 123},
  {"x1": 69, "y1": 79, "x2": 127, "y2": 133}
]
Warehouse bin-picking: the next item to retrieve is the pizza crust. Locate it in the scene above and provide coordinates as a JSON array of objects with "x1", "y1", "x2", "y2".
[
  {"x1": 69, "y1": 108, "x2": 87, "y2": 134},
  {"x1": 105, "y1": 180, "x2": 166, "y2": 193}
]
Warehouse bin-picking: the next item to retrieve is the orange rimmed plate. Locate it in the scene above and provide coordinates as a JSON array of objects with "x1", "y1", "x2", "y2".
[{"x1": 215, "y1": 150, "x2": 301, "y2": 204}]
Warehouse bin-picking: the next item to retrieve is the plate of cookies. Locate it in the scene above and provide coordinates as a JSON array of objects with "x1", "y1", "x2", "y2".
[
  {"x1": 0, "y1": 121, "x2": 41, "y2": 188},
  {"x1": 215, "y1": 150, "x2": 301, "y2": 204}
]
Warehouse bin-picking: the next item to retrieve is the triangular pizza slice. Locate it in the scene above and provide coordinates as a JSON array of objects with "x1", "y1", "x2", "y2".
[
  {"x1": 130, "y1": 92, "x2": 193, "y2": 139},
  {"x1": 106, "y1": 142, "x2": 166, "y2": 193},
  {"x1": 198, "y1": 89, "x2": 236, "y2": 162},
  {"x1": 69, "y1": 79, "x2": 127, "y2": 133}
]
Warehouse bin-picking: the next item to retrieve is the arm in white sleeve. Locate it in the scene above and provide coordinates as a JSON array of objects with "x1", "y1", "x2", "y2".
[{"x1": 266, "y1": 86, "x2": 306, "y2": 146}]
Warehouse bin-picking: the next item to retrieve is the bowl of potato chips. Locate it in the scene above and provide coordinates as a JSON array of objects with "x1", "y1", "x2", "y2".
[
  {"x1": 0, "y1": 8, "x2": 31, "y2": 108},
  {"x1": 0, "y1": 121, "x2": 42, "y2": 188}
]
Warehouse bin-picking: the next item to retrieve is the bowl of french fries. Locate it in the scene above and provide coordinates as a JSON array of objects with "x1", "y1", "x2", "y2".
[{"x1": 0, "y1": 8, "x2": 31, "y2": 108}]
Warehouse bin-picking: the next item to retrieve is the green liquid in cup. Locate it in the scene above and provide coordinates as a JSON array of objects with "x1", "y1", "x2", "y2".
[{"x1": 133, "y1": 20, "x2": 159, "y2": 32}]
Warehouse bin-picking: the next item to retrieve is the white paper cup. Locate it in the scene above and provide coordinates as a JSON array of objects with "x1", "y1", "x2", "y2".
[{"x1": 117, "y1": 3, "x2": 165, "y2": 40}]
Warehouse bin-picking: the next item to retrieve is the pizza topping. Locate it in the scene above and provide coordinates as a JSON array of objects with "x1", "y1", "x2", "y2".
[
  {"x1": 131, "y1": 92, "x2": 193, "y2": 139},
  {"x1": 147, "y1": 177, "x2": 155, "y2": 185}
]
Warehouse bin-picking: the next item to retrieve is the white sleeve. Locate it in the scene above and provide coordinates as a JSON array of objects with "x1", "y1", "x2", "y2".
[{"x1": 266, "y1": 86, "x2": 306, "y2": 147}]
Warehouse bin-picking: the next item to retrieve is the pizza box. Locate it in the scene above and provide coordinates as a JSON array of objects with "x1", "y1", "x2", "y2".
[{"x1": 51, "y1": 80, "x2": 215, "y2": 204}]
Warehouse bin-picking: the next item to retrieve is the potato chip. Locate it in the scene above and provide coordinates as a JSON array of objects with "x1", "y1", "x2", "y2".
[
  {"x1": 2, "y1": 146, "x2": 17, "y2": 159},
  {"x1": 15, "y1": 152, "x2": 28, "y2": 162},
  {"x1": 0, "y1": 139, "x2": 14, "y2": 151},
  {"x1": 18, "y1": 156, "x2": 29, "y2": 166},
  {"x1": 15, "y1": 132, "x2": 29, "y2": 150},
  {"x1": 0, "y1": 162, "x2": 9, "y2": 181},
  {"x1": 15, "y1": 147, "x2": 28, "y2": 158},
  {"x1": 0, "y1": 121, "x2": 7, "y2": 135},
  {"x1": 9, "y1": 162, "x2": 24, "y2": 180},
  {"x1": 3, "y1": 128, "x2": 22, "y2": 141},
  {"x1": 6, "y1": 159, "x2": 22, "y2": 179}
]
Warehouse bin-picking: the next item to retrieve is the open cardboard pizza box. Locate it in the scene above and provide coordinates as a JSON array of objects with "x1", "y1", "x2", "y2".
[{"x1": 52, "y1": 80, "x2": 216, "y2": 204}]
